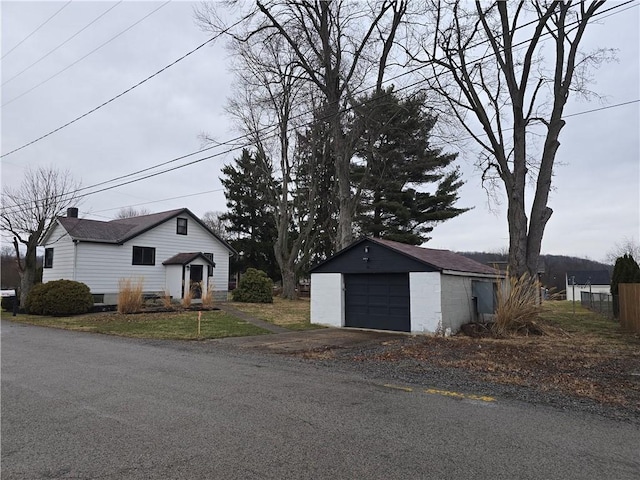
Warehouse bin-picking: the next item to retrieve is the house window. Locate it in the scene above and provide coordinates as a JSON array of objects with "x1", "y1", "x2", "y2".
[
  {"x1": 177, "y1": 218, "x2": 188, "y2": 235},
  {"x1": 44, "y1": 248, "x2": 54, "y2": 268},
  {"x1": 204, "y1": 253, "x2": 214, "y2": 277},
  {"x1": 132, "y1": 246, "x2": 155, "y2": 265}
]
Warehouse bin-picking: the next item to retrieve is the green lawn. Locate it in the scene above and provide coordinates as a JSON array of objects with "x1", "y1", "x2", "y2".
[
  {"x1": 5, "y1": 310, "x2": 271, "y2": 340},
  {"x1": 227, "y1": 296, "x2": 324, "y2": 330},
  {"x1": 539, "y1": 300, "x2": 634, "y2": 344}
]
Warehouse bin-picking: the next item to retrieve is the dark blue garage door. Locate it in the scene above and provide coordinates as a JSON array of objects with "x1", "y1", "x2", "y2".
[{"x1": 344, "y1": 273, "x2": 410, "y2": 332}]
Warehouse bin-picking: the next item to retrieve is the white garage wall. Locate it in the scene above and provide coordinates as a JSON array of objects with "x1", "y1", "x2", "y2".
[
  {"x1": 310, "y1": 273, "x2": 343, "y2": 327},
  {"x1": 409, "y1": 272, "x2": 442, "y2": 333}
]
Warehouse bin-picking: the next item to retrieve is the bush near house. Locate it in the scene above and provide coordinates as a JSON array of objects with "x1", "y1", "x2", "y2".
[
  {"x1": 24, "y1": 280, "x2": 93, "y2": 316},
  {"x1": 232, "y1": 268, "x2": 273, "y2": 303}
]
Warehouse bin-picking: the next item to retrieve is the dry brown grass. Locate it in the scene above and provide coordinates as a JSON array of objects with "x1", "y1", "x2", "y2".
[
  {"x1": 161, "y1": 291, "x2": 173, "y2": 309},
  {"x1": 493, "y1": 273, "x2": 543, "y2": 336},
  {"x1": 118, "y1": 278, "x2": 144, "y2": 314},
  {"x1": 182, "y1": 287, "x2": 193, "y2": 308},
  {"x1": 228, "y1": 296, "x2": 319, "y2": 330},
  {"x1": 353, "y1": 302, "x2": 640, "y2": 409},
  {"x1": 201, "y1": 282, "x2": 214, "y2": 308}
]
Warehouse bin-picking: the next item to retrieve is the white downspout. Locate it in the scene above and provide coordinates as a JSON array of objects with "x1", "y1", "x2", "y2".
[{"x1": 72, "y1": 240, "x2": 78, "y2": 280}]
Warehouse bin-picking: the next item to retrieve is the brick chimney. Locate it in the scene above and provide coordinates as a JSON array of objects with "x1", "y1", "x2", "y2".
[{"x1": 67, "y1": 207, "x2": 78, "y2": 218}]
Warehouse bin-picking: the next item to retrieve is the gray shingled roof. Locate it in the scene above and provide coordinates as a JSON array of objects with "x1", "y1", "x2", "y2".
[
  {"x1": 566, "y1": 270, "x2": 610, "y2": 286},
  {"x1": 163, "y1": 252, "x2": 215, "y2": 266},
  {"x1": 57, "y1": 208, "x2": 185, "y2": 243},
  {"x1": 47, "y1": 209, "x2": 236, "y2": 255},
  {"x1": 371, "y1": 238, "x2": 500, "y2": 275}
]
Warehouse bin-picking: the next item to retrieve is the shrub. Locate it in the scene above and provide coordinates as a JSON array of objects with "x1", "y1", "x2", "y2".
[
  {"x1": 493, "y1": 273, "x2": 543, "y2": 336},
  {"x1": 118, "y1": 278, "x2": 144, "y2": 314},
  {"x1": 24, "y1": 280, "x2": 93, "y2": 316},
  {"x1": 232, "y1": 268, "x2": 273, "y2": 303}
]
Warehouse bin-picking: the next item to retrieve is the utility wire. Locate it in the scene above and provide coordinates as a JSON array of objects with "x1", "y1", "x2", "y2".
[
  {"x1": 1, "y1": 1, "x2": 72, "y2": 60},
  {"x1": 4, "y1": 0, "x2": 632, "y2": 160},
  {"x1": 88, "y1": 188, "x2": 225, "y2": 216},
  {"x1": 1, "y1": 1, "x2": 170, "y2": 109},
  {"x1": 1, "y1": 1, "x2": 636, "y2": 215},
  {"x1": 1, "y1": 11, "x2": 249, "y2": 159},
  {"x1": 2, "y1": 2, "x2": 123, "y2": 87}
]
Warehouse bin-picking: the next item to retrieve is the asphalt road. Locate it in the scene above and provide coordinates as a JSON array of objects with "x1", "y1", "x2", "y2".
[{"x1": 2, "y1": 320, "x2": 639, "y2": 480}]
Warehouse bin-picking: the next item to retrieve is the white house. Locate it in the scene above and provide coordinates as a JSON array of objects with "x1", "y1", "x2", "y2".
[
  {"x1": 310, "y1": 237, "x2": 503, "y2": 334},
  {"x1": 40, "y1": 208, "x2": 236, "y2": 304},
  {"x1": 565, "y1": 270, "x2": 611, "y2": 302}
]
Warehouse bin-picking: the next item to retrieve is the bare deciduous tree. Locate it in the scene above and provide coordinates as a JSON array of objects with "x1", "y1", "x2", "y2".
[
  {"x1": 217, "y1": 25, "x2": 319, "y2": 299},
  {"x1": 114, "y1": 206, "x2": 151, "y2": 219},
  {"x1": 414, "y1": 1, "x2": 607, "y2": 278},
  {"x1": 197, "y1": 0, "x2": 408, "y2": 250},
  {"x1": 1, "y1": 166, "x2": 81, "y2": 305},
  {"x1": 201, "y1": 210, "x2": 230, "y2": 238},
  {"x1": 606, "y1": 237, "x2": 640, "y2": 264}
]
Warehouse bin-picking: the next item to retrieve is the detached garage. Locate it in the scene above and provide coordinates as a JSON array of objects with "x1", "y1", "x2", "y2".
[{"x1": 310, "y1": 237, "x2": 502, "y2": 334}]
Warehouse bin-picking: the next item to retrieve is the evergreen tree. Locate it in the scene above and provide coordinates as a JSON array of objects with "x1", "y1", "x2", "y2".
[
  {"x1": 611, "y1": 254, "x2": 640, "y2": 317},
  {"x1": 352, "y1": 88, "x2": 469, "y2": 245},
  {"x1": 220, "y1": 149, "x2": 280, "y2": 281}
]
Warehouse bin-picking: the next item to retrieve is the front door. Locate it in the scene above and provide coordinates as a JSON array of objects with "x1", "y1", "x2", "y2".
[{"x1": 189, "y1": 265, "x2": 203, "y2": 299}]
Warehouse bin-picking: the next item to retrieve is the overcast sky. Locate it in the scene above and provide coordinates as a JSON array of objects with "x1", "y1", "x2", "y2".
[{"x1": 2, "y1": 1, "x2": 638, "y2": 263}]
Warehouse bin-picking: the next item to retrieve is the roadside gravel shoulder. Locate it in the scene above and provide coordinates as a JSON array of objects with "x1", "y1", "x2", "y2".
[{"x1": 290, "y1": 339, "x2": 640, "y2": 425}]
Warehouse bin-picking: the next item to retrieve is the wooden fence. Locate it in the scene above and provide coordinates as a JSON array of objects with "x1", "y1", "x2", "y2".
[{"x1": 619, "y1": 283, "x2": 640, "y2": 334}]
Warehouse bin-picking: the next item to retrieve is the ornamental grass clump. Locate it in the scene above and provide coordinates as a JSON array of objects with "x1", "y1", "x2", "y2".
[
  {"x1": 493, "y1": 273, "x2": 544, "y2": 336},
  {"x1": 118, "y1": 278, "x2": 144, "y2": 314},
  {"x1": 182, "y1": 287, "x2": 193, "y2": 308},
  {"x1": 201, "y1": 282, "x2": 214, "y2": 307}
]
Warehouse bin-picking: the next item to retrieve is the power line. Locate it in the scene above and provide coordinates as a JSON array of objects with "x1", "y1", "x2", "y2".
[
  {"x1": 0, "y1": 11, "x2": 249, "y2": 159},
  {"x1": 1, "y1": 1, "x2": 171, "y2": 108},
  {"x1": 1, "y1": 1, "x2": 635, "y2": 215},
  {"x1": 2, "y1": 2, "x2": 123, "y2": 87},
  {"x1": 3, "y1": 0, "x2": 634, "y2": 161},
  {"x1": 88, "y1": 188, "x2": 225, "y2": 216},
  {"x1": 1, "y1": 1, "x2": 72, "y2": 60}
]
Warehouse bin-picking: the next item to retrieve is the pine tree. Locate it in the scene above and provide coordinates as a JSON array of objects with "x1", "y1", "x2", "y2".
[
  {"x1": 611, "y1": 254, "x2": 640, "y2": 317},
  {"x1": 352, "y1": 88, "x2": 469, "y2": 245},
  {"x1": 220, "y1": 149, "x2": 280, "y2": 281}
]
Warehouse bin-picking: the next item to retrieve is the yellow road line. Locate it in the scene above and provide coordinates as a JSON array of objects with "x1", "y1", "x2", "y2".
[
  {"x1": 424, "y1": 388, "x2": 496, "y2": 402},
  {"x1": 383, "y1": 384, "x2": 414, "y2": 392}
]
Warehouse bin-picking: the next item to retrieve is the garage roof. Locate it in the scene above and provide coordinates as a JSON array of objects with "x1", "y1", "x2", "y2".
[
  {"x1": 311, "y1": 237, "x2": 500, "y2": 276},
  {"x1": 373, "y1": 238, "x2": 499, "y2": 275}
]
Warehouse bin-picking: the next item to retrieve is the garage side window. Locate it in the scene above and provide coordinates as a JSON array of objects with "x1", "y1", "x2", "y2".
[
  {"x1": 44, "y1": 248, "x2": 54, "y2": 268},
  {"x1": 472, "y1": 280, "x2": 496, "y2": 314},
  {"x1": 132, "y1": 246, "x2": 155, "y2": 266}
]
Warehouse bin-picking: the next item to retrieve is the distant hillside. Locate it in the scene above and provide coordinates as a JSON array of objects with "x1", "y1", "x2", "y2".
[{"x1": 457, "y1": 252, "x2": 612, "y2": 293}]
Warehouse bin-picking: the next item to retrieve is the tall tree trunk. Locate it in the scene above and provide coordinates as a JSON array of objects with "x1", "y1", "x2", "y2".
[
  {"x1": 18, "y1": 240, "x2": 38, "y2": 307},
  {"x1": 280, "y1": 267, "x2": 297, "y2": 300}
]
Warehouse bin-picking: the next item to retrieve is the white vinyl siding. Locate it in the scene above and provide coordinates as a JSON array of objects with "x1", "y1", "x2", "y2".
[
  {"x1": 72, "y1": 213, "x2": 230, "y2": 298},
  {"x1": 41, "y1": 223, "x2": 76, "y2": 282}
]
